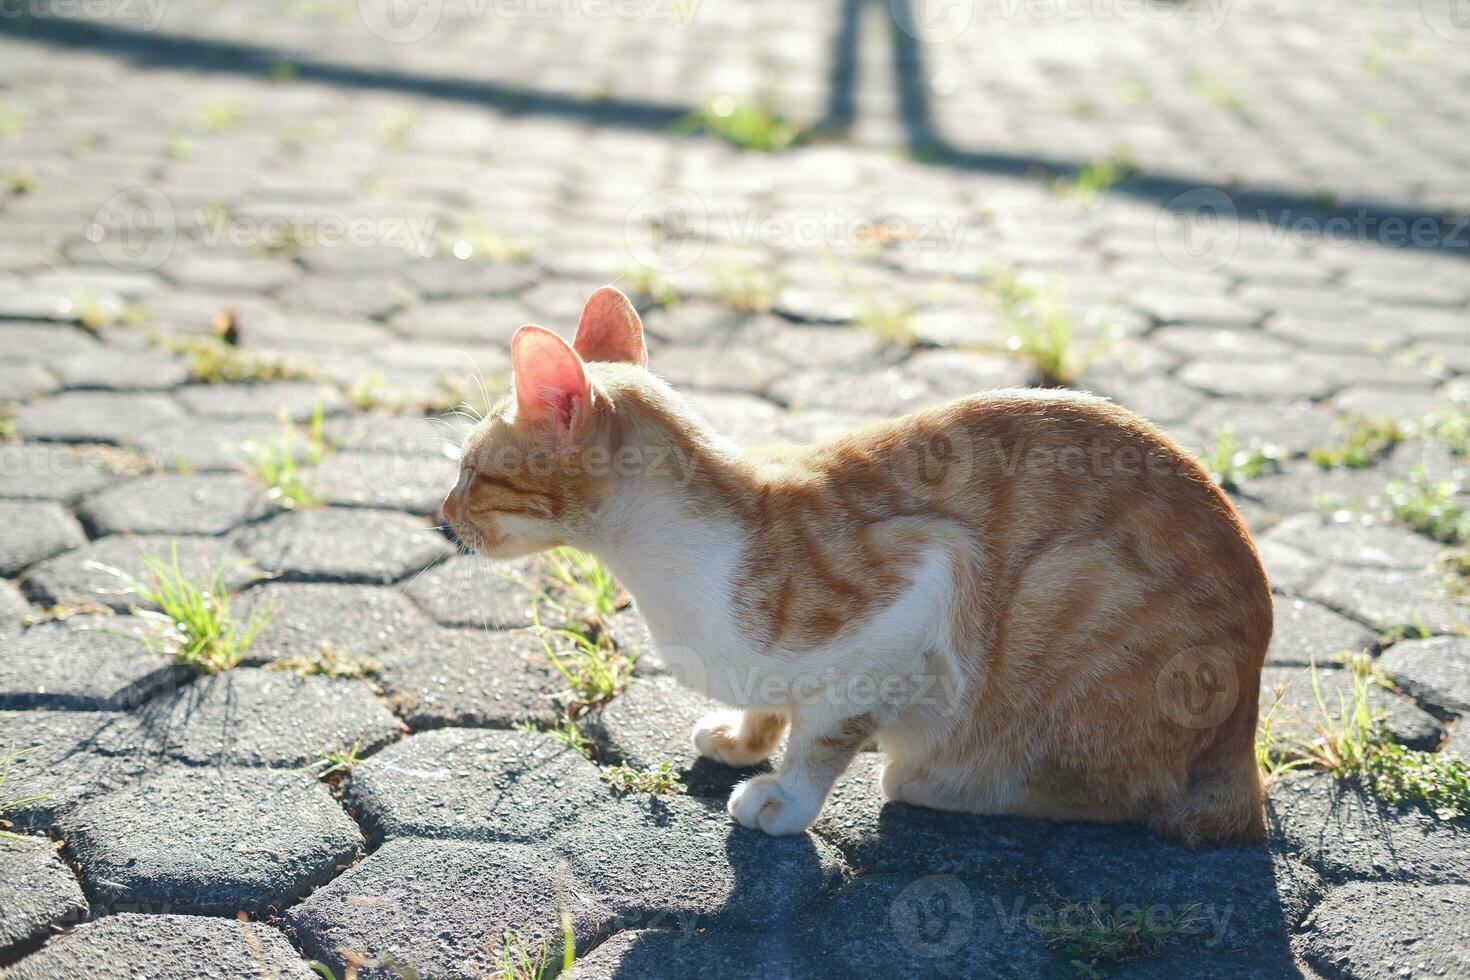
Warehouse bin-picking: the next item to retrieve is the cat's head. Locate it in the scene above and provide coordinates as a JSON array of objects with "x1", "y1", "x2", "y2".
[{"x1": 441, "y1": 286, "x2": 661, "y2": 559}]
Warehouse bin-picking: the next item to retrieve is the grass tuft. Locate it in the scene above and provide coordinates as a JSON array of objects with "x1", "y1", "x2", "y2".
[
  {"x1": 542, "y1": 548, "x2": 624, "y2": 625},
  {"x1": 1256, "y1": 662, "x2": 1470, "y2": 820},
  {"x1": 600, "y1": 760, "x2": 686, "y2": 796},
  {"x1": 1042, "y1": 899, "x2": 1205, "y2": 979},
  {"x1": 856, "y1": 300, "x2": 916, "y2": 346},
  {"x1": 1386, "y1": 468, "x2": 1469, "y2": 544},
  {"x1": 241, "y1": 404, "x2": 326, "y2": 510},
  {"x1": 111, "y1": 546, "x2": 272, "y2": 674},
  {"x1": 1043, "y1": 157, "x2": 1134, "y2": 208},
  {"x1": 440, "y1": 220, "x2": 537, "y2": 263},
  {"x1": 531, "y1": 610, "x2": 633, "y2": 718},
  {"x1": 304, "y1": 742, "x2": 364, "y2": 782},
  {"x1": 679, "y1": 96, "x2": 805, "y2": 152},
  {"x1": 163, "y1": 335, "x2": 314, "y2": 385},
  {"x1": 982, "y1": 270, "x2": 1103, "y2": 386},
  {"x1": 1308, "y1": 417, "x2": 1406, "y2": 469},
  {"x1": 1199, "y1": 426, "x2": 1285, "y2": 490}
]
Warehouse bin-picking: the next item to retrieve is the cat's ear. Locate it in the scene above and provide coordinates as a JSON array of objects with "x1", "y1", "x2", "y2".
[
  {"x1": 511, "y1": 325, "x2": 591, "y2": 434},
  {"x1": 573, "y1": 286, "x2": 647, "y2": 367}
]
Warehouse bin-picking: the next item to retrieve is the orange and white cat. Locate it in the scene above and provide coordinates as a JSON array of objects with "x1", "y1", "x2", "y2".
[{"x1": 441, "y1": 287, "x2": 1271, "y2": 845}]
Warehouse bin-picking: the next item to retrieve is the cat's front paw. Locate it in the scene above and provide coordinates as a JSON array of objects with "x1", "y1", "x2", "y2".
[
  {"x1": 727, "y1": 774, "x2": 821, "y2": 836},
  {"x1": 693, "y1": 711, "x2": 774, "y2": 767}
]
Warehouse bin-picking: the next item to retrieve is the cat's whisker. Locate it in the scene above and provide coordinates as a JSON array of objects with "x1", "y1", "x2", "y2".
[{"x1": 450, "y1": 349, "x2": 497, "y2": 419}]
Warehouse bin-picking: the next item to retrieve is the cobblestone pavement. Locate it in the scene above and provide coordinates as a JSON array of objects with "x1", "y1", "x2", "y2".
[{"x1": 1, "y1": 0, "x2": 1469, "y2": 977}]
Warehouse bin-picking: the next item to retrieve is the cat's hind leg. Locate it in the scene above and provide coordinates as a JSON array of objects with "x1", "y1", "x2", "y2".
[
  {"x1": 693, "y1": 709, "x2": 788, "y2": 767},
  {"x1": 728, "y1": 709, "x2": 874, "y2": 835}
]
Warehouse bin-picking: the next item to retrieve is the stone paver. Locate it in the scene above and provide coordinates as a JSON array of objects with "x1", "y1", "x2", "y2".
[
  {"x1": 347, "y1": 728, "x2": 607, "y2": 845},
  {"x1": 233, "y1": 507, "x2": 453, "y2": 584},
  {"x1": 1378, "y1": 636, "x2": 1470, "y2": 720},
  {"x1": 59, "y1": 766, "x2": 361, "y2": 916},
  {"x1": 0, "y1": 616, "x2": 186, "y2": 710},
  {"x1": 0, "y1": 710, "x2": 149, "y2": 834},
  {"x1": 1297, "y1": 882, "x2": 1470, "y2": 980},
  {"x1": 0, "y1": 837, "x2": 88, "y2": 960},
  {"x1": 0, "y1": 499, "x2": 85, "y2": 576},
  {"x1": 232, "y1": 581, "x2": 433, "y2": 665},
  {"x1": 288, "y1": 838, "x2": 609, "y2": 978},
  {"x1": 373, "y1": 627, "x2": 564, "y2": 730},
  {"x1": 2, "y1": 0, "x2": 1469, "y2": 973},
  {"x1": 399, "y1": 554, "x2": 544, "y2": 630},
  {"x1": 77, "y1": 473, "x2": 271, "y2": 536},
  {"x1": 1266, "y1": 595, "x2": 1379, "y2": 667},
  {"x1": 304, "y1": 450, "x2": 458, "y2": 515},
  {"x1": 131, "y1": 669, "x2": 403, "y2": 768},
  {"x1": 175, "y1": 381, "x2": 345, "y2": 422},
  {"x1": 13, "y1": 392, "x2": 183, "y2": 445},
  {"x1": 0, "y1": 444, "x2": 118, "y2": 503},
  {"x1": 5, "y1": 914, "x2": 317, "y2": 980}
]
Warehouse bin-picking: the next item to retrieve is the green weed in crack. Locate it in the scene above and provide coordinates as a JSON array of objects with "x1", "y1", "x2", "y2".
[
  {"x1": 303, "y1": 742, "x2": 364, "y2": 784},
  {"x1": 981, "y1": 269, "x2": 1106, "y2": 386},
  {"x1": 600, "y1": 761, "x2": 687, "y2": 797},
  {"x1": 1308, "y1": 416, "x2": 1406, "y2": 469},
  {"x1": 677, "y1": 96, "x2": 806, "y2": 152},
  {"x1": 1256, "y1": 661, "x2": 1470, "y2": 820},
  {"x1": 240, "y1": 401, "x2": 327, "y2": 510},
  {"x1": 271, "y1": 642, "x2": 380, "y2": 680},
  {"x1": 1041, "y1": 899, "x2": 1206, "y2": 978},
  {"x1": 541, "y1": 547, "x2": 624, "y2": 625},
  {"x1": 530, "y1": 607, "x2": 632, "y2": 719},
  {"x1": 1386, "y1": 468, "x2": 1469, "y2": 544},
  {"x1": 1198, "y1": 426, "x2": 1285, "y2": 490},
  {"x1": 95, "y1": 545, "x2": 273, "y2": 674}
]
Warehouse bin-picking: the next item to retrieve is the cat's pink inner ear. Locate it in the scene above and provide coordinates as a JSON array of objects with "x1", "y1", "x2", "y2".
[
  {"x1": 573, "y1": 286, "x2": 647, "y2": 367},
  {"x1": 511, "y1": 325, "x2": 590, "y2": 429}
]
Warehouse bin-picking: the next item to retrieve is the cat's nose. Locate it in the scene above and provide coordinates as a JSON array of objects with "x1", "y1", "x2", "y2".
[{"x1": 441, "y1": 488, "x2": 461, "y2": 526}]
